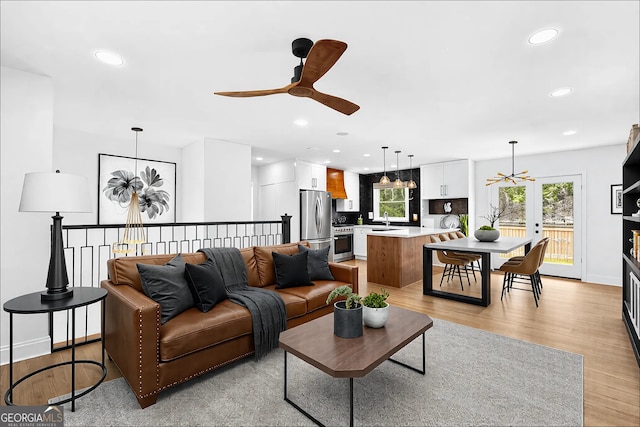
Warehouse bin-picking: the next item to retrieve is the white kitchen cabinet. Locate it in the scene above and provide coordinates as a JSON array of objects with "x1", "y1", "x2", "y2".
[
  {"x1": 336, "y1": 171, "x2": 360, "y2": 212},
  {"x1": 353, "y1": 226, "x2": 369, "y2": 259},
  {"x1": 420, "y1": 160, "x2": 469, "y2": 199},
  {"x1": 297, "y1": 161, "x2": 326, "y2": 191}
]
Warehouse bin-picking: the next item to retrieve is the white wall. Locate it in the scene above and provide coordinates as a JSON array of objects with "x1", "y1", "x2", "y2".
[
  {"x1": 474, "y1": 143, "x2": 626, "y2": 286},
  {"x1": 182, "y1": 137, "x2": 252, "y2": 222},
  {"x1": 203, "y1": 138, "x2": 252, "y2": 221},
  {"x1": 1, "y1": 68, "x2": 255, "y2": 364},
  {"x1": 54, "y1": 127, "x2": 184, "y2": 224},
  {"x1": 182, "y1": 139, "x2": 206, "y2": 222},
  {"x1": 1, "y1": 67, "x2": 55, "y2": 363}
]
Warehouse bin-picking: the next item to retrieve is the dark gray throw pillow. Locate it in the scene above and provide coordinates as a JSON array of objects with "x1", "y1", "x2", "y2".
[
  {"x1": 184, "y1": 258, "x2": 228, "y2": 312},
  {"x1": 273, "y1": 251, "x2": 314, "y2": 289},
  {"x1": 137, "y1": 254, "x2": 195, "y2": 324},
  {"x1": 298, "y1": 245, "x2": 335, "y2": 281}
]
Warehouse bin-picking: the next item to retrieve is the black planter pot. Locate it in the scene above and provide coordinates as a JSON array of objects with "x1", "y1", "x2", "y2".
[{"x1": 333, "y1": 301, "x2": 363, "y2": 338}]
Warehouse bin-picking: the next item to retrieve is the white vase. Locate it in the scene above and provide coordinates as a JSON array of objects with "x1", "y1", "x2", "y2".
[{"x1": 363, "y1": 303, "x2": 389, "y2": 328}]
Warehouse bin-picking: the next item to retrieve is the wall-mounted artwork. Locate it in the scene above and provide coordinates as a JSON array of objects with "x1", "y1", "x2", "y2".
[
  {"x1": 610, "y1": 184, "x2": 623, "y2": 215},
  {"x1": 98, "y1": 153, "x2": 176, "y2": 224}
]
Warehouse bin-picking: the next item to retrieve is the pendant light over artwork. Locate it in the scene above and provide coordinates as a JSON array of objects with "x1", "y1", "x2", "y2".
[
  {"x1": 113, "y1": 127, "x2": 146, "y2": 254},
  {"x1": 379, "y1": 146, "x2": 390, "y2": 185}
]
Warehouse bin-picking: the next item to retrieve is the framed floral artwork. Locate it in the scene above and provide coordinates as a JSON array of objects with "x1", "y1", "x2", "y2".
[{"x1": 98, "y1": 153, "x2": 176, "y2": 224}]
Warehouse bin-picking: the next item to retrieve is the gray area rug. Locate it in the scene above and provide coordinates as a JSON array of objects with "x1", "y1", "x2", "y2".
[{"x1": 56, "y1": 318, "x2": 583, "y2": 426}]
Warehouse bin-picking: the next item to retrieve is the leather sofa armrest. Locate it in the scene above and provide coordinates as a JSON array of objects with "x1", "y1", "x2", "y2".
[
  {"x1": 328, "y1": 263, "x2": 359, "y2": 294},
  {"x1": 101, "y1": 280, "x2": 160, "y2": 403}
]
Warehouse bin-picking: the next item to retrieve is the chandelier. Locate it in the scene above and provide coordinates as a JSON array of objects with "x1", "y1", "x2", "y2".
[
  {"x1": 113, "y1": 127, "x2": 146, "y2": 254},
  {"x1": 486, "y1": 141, "x2": 535, "y2": 186}
]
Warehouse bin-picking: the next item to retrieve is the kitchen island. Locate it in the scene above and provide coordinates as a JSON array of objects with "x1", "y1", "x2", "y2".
[{"x1": 366, "y1": 226, "x2": 457, "y2": 288}]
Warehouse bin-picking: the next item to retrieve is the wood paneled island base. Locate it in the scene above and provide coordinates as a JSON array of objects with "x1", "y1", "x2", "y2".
[{"x1": 367, "y1": 233, "x2": 439, "y2": 287}]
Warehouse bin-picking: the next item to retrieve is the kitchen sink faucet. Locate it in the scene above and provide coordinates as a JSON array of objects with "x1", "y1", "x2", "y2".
[{"x1": 384, "y1": 211, "x2": 389, "y2": 226}]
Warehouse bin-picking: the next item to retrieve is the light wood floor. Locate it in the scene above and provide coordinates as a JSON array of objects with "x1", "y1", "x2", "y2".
[{"x1": 1, "y1": 261, "x2": 639, "y2": 426}]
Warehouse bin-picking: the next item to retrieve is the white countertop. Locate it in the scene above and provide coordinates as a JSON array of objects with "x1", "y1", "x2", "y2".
[
  {"x1": 355, "y1": 225, "x2": 458, "y2": 238},
  {"x1": 423, "y1": 236, "x2": 533, "y2": 253}
]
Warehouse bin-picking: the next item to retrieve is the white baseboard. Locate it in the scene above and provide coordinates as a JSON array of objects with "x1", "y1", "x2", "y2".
[
  {"x1": 0, "y1": 336, "x2": 50, "y2": 366},
  {"x1": 585, "y1": 274, "x2": 621, "y2": 287}
]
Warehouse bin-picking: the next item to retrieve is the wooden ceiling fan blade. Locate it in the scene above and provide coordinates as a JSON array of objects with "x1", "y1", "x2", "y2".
[
  {"x1": 214, "y1": 83, "x2": 296, "y2": 98},
  {"x1": 298, "y1": 39, "x2": 347, "y2": 87},
  {"x1": 309, "y1": 90, "x2": 360, "y2": 115}
]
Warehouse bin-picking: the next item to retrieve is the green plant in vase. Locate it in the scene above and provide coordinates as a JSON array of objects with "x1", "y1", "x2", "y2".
[
  {"x1": 362, "y1": 288, "x2": 390, "y2": 328},
  {"x1": 458, "y1": 214, "x2": 469, "y2": 236},
  {"x1": 326, "y1": 285, "x2": 361, "y2": 309},
  {"x1": 362, "y1": 289, "x2": 389, "y2": 308}
]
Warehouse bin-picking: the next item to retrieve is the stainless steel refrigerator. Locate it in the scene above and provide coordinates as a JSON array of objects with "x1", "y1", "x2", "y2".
[{"x1": 300, "y1": 189, "x2": 333, "y2": 259}]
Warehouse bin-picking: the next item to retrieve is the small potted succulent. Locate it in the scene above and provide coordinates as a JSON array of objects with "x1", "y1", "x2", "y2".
[
  {"x1": 326, "y1": 286, "x2": 363, "y2": 338},
  {"x1": 362, "y1": 289, "x2": 390, "y2": 328}
]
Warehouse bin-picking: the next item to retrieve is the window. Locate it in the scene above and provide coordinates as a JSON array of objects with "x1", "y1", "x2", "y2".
[{"x1": 373, "y1": 188, "x2": 409, "y2": 222}]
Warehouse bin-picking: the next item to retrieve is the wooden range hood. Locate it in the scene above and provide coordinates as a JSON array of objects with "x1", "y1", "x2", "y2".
[{"x1": 326, "y1": 168, "x2": 347, "y2": 199}]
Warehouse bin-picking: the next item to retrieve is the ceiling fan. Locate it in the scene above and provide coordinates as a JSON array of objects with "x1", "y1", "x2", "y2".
[{"x1": 214, "y1": 38, "x2": 360, "y2": 116}]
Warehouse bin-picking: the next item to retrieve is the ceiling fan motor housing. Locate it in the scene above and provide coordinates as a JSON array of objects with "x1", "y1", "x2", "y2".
[{"x1": 292, "y1": 38, "x2": 313, "y2": 58}]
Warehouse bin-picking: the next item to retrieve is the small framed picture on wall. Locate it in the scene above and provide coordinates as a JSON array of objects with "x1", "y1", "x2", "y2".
[{"x1": 611, "y1": 184, "x2": 623, "y2": 215}]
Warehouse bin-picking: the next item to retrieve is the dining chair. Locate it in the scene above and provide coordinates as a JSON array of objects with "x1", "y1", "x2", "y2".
[
  {"x1": 499, "y1": 241, "x2": 547, "y2": 307},
  {"x1": 430, "y1": 234, "x2": 472, "y2": 290},
  {"x1": 502, "y1": 237, "x2": 549, "y2": 294},
  {"x1": 439, "y1": 232, "x2": 481, "y2": 282}
]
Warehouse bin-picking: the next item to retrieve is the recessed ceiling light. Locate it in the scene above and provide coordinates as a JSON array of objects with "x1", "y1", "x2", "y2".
[
  {"x1": 94, "y1": 50, "x2": 124, "y2": 66},
  {"x1": 255, "y1": 157, "x2": 264, "y2": 161},
  {"x1": 550, "y1": 87, "x2": 573, "y2": 97},
  {"x1": 324, "y1": 160, "x2": 331, "y2": 164},
  {"x1": 528, "y1": 28, "x2": 559, "y2": 45},
  {"x1": 336, "y1": 131, "x2": 349, "y2": 136},
  {"x1": 363, "y1": 167, "x2": 370, "y2": 171},
  {"x1": 333, "y1": 149, "x2": 341, "y2": 153},
  {"x1": 563, "y1": 130, "x2": 577, "y2": 136},
  {"x1": 294, "y1": 119, "x2": 308, "y2": 127},
  {"x1": 363, "y1": 153, "x2": 370, "y2": 157}
]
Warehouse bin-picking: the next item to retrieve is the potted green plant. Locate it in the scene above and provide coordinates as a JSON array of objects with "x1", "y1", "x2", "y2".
[
  {"x1": 458, "y1": 214, "x2": 469, "y2": 236},
  {"x1": 362, "y1": 288, "x2": 390, "y2": 328},
  {"x1": 326, "y1": 285, "x2": 363, "y2": 338},
  {"x1": 475, "y1": 204, "x2": 508, "y2": 242}
]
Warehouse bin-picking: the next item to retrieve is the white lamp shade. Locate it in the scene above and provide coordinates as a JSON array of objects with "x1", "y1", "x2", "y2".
[{"x1": 19, "y1": 172, "x2": 92, "y2": 213}]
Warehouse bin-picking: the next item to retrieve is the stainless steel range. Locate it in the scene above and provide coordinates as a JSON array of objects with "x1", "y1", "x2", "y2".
[{"x1": 332, "y1": 224, "x2": 354, "y2": 262}]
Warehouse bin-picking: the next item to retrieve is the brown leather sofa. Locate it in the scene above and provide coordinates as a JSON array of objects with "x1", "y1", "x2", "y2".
[{"x1": 101, "y1": 241, "x2": 358, "y2": 408}]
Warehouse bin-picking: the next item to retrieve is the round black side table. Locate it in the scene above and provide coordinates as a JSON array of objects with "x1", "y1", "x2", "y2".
[{"x1": 3, "y1": 287, "x2": 108, "y2": 412}]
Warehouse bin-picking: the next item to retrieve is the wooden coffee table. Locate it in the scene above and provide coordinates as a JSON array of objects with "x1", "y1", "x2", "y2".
[{"x1": 278, "y1": 305, "x2": 433, "y2": 427}]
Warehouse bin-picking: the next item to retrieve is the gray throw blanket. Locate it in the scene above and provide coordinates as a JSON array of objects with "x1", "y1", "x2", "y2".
[{"x1": 199, "y1": 247, "x2": 287, "y2": 360}]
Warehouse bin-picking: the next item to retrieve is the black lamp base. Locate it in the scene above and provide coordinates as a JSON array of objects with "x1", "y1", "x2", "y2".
[{"x1": 41, "y1": 288, "x2": 74, "y2": 302}]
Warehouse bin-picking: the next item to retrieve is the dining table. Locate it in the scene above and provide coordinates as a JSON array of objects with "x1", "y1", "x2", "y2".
[{"x1": 422, "y1": 236, "x2": 533, "y2": 306}]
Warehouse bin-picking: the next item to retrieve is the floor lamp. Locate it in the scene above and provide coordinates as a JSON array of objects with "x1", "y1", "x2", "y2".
[{"x1": 19, "y1": 170, "x2": 92, "y2": 301}]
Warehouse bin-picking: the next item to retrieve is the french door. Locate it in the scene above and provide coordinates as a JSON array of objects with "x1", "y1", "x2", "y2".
[{"x1": 492, "y1": 174, "x2": 583, "y2": 279}]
